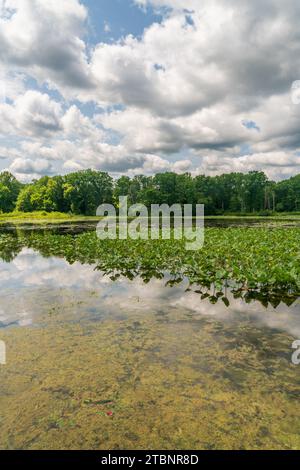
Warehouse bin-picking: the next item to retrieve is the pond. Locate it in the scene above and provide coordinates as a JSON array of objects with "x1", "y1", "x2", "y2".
[{"x1": 0, "y1": 224, "x2": 299, "y2": 450}]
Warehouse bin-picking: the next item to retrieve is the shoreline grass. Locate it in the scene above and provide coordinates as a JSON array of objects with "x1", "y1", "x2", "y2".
[
  {"x1": 0, "y1": 210, "x2": 299, "y2": 225},
  {"x1": 0, "y1": 211, "x2": 101, "y2": 224}
]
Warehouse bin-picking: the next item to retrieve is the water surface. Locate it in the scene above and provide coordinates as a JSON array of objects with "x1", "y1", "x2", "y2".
[{"x1": 0, "y1": 227, "x2": 299, "y2": 450}]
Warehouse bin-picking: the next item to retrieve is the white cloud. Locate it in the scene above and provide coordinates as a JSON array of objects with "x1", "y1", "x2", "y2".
[
  {"x1": 9, "y1": 157, "x2": 53, "y2": 176},
  {"x1": 173, "y1": 160, "x2": 192, "y2": 173},
  {"x1": 193, "y1": 149, "x2": 300, "y2": 181},
  {"x1": 0, "y1": 90, "x2": 63, "y2": 137},
  {"x1": 0, "y1": 0, "x2": 93, "y2": 92},
  {"x1": 1, "y1": 0, "x2": 300, "y2": 179}
]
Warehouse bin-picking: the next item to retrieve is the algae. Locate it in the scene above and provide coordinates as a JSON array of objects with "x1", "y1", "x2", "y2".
[{"x1": 0, "y1": 294, "x2": 299, "y2": 450}]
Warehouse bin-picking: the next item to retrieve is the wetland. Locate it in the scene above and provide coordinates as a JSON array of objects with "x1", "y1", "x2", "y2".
[{"x1": 0, "y1": 219, "x2": 299, "y2": 450}]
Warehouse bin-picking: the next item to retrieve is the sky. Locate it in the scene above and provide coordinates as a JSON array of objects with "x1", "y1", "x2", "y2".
[{"x1": 0, "y1": 0, "x2": 300, "y2": 182}]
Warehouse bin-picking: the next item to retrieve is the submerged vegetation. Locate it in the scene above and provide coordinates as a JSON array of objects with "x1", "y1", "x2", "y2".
[
  {"x1": 0, "y1": 222, "x2": 299, "y2": 450},
  {"x1": 1, "y1": 305, "x2": 299, "y2": 450},
  {"x1": 0, "y1": 226, "x2": 299, "y2": 304}
]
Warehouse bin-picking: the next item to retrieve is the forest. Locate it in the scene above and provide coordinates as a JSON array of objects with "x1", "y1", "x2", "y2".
[{"x1": 0, "y1": 169, "x2": 299, "y2": 216}]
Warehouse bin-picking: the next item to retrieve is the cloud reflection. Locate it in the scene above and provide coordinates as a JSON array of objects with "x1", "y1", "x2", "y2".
[{"x1": 0, "y1": 248, "x2": 299, "y2": 338}]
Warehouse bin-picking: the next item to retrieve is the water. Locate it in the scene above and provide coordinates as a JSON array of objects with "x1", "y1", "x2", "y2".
[{"x1": 0, "y1": 226, "x2": 299, "y2": 450}]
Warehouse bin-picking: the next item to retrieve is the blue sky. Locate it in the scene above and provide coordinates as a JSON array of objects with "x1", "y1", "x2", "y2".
[
  {"x1": 84, "y1": 0, "x2": 163, "y2": 43},
  {"x1": 0, "y1": 0, "x2": 299, "y2": 181}
]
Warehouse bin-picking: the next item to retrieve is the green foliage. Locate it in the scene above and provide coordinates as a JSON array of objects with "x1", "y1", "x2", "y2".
[
  {"x1": 3, "y1": 169, "x2": 300, "y2": 216},
  {"x1": 16, "y1": 176, "x2": 65, "y2": 212},
  {"x1": 275, "y1": 174, "x2": 300, "y2": 212},
  {"x1": 0, "y1": 172, "x2": 22, "y2": 213},
  {"x1": 1, "y1": 227, "x2": 299, "y2": 297},
  {"x1": 63, "y1": 170, "x2": 113, "y2": 215},
  {"x1": 15, "y1": 170, "x2": 113, "y2": 215}
]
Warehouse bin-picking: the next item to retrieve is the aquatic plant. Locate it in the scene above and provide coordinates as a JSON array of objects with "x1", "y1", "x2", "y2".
[{"x1": 0, "y1": 227, "x2": 299, "y2": 301}]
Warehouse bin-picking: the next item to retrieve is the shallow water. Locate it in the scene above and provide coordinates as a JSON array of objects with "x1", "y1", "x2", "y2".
[
  {"x1": 0, "y1": 216, "x2": 299, "y2": 236},
  {"x1": 0, "y1": 230, "x2": 299, "y2": 449}
]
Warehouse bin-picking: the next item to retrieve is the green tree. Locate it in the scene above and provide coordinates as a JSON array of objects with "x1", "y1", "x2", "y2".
[
  {"x1": 0, "y1": 172, "x2": 22, "y2": 212},
  {"x1": 9, "y1": 168, "x2": 300, "y2": 216},
  {"x1": 63, "y1": 170, "x2": 113, "y2": 215},
  {"x1": 275, "y1": 174, "x2": 300, "y2": 212},
  {"x1": 16, "y1": 176, "x2": 65, "y2": 212}
]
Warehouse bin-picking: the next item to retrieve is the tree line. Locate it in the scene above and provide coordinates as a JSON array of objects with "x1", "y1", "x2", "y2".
[{"x1": 0, "y1": 169, "x2": 299, "y2": 216}]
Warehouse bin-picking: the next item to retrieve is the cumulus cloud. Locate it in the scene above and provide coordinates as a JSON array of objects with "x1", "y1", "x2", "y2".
[
  {"x1": 89, "y1": 15, "x2": 228, "y2": 117},
  {"x1": 90, "y1": 0, "x2": 300, "y2": 177},
  {"x1": 90, "y1": 1, "x2": 300, "y2": 114},
  {"x1": 0, "y1": 0, "x2": 93, "y2": 92},
  {"x1": 9, "y1": 157, "x2": 53, "y2": 176},
  {"x1": 0, "y1": 0, "x2": 300, "y2": 179},
  {"x1": 0, "y1": 90, "x2": 64, "y2": 139}
]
